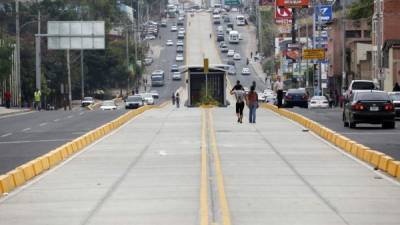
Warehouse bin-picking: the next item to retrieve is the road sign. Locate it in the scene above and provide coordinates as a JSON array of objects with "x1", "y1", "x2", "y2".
[
  {"x1": 224, "y1": 0, "x2": 240, "y2": 6},
  {"x1": 276, "y1": 0, "x2": 309, "y2": 8},
  {"x1": 303, "y1": 49, "x2": 325, "y2": 60},
  {"x1": 315, "y1": 5, "x2": 333, "y2": 22},
  {"x1": 275, "y1": 7, "x2": 292, "y2": 20},
  {"x1": 204, "y1": 58, "x2": 209, "y2": 74}
]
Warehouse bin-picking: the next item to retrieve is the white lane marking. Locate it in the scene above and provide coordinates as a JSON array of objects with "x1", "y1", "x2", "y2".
[
  {"x1": 79, "y1": 112, "x2": 85, "y2": 115},
  {"x1": 67, "y1": 115, "x2": 74, "y2": 119},
  {"x1": 54, "y1": 119, "x2": 60, "y2": 122},
  {"x1": 39, "y1": 123, "x2": 47, "y2": 127},
  {"x1": 0, "y1": 139, "x2": 71, "y2": 144},
  {"x1": 1, "y1": 133, "x2": 12, "y2": 138},
  {"x1": 22, "y1": 128, "x2": 31, "y2": 132}
]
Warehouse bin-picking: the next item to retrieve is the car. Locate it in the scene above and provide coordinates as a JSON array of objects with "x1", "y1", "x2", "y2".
[
  {"x1": 388, "y1": 92, "x2": 400, "y2": 117},
  {"x1": 220, "y1": 45, "x2": 228, "y2": 53},
  {"x1": 170, "y1": 25, "x2": 178, "y2": 31},
  {"x1": 219, "y1": 41, "x2": 226, "y2": 48},
  {"x1": 264, "y1": 89, "x2": 276, "y2": 103},
  {"x1": 176, "y1": 53, "x2": 184, "y2": 62},
  {"x1": 177, "y1": 20, "x2": 184, "y2": 26},
  {"x1": 227, "y1": 50, "x2": 235, "y2": 57},
  {"x1": 179, "y1": 27, "x2": 185, "y2": 34},
  {"x1": 177, "y1": 31, "x2": 185, "y2": 39},
  {"x1": 227, "y1": 60, "x2": 235, "y2": 66},
  {"x1": 227, "y1": 66, "x2": 236, "y2": 75},
  {"x1": 241, "y1": 67, "x2": 250, "y2": 75},
  {"x1": 231, "y1": 7, "x2": 239, "y2": 12},
  {"x1": 172, "y1": 72, "x2": 182, "y2": 80},
  {"x1": 144, "y1": 35, "x2": 156, "y2": 40},
  {"x1": 217, "y1": 34, "x2": 224, "y2": 42},
  {"x1": 161, "y1": 19, "x2": 167, "y2": 27},
  {"x1": 150, "y1": 90, "x2": 159, "y2": 99},
  {"x1": 343, "y1": 90, "x2": 395, "y2": 128},
  {"x1": 345, "y1": 80, "x2": 377, "y2": 99},
  {"x1": 125, "y1": 95, "x2": 143, "y2": 109},
  {"x1": 309, "y1": 96, "x2": 329, "y2": 108},
  {"x1": 171, "y1": 64, "x2": 179, "y2": 72},
  {"x1": 100, "y1": 100, "x2": 117, "y2": 110},
  {"x1": 284, "y1": 89, "x2": 309, "y2": 108},
  {"x1": 223, "y1": 16, "x2": 230, "y2": 23},
  {"x1": 81, "y1": 97, "x2": 94, "y2": 107},
  {"x1": 257, "y1": 92, "x2": 266, "y2": 102},
  {"x1": 233, "y1": 53, "x2": 241, "y2": 60},
  {"x1": 166, "y1": 40, "x2": 174, "y2": 46},
  {"x1": 142, "y1": 93, "x2": 155, "y2": 105},
  {"x1": 176, "y1": 45, "x2": 184, "y2": 53},
  {"x1": 226, "y1": 26, "x2": 233, "y2": 34},
  {"x1": 144, "y1": 57, "x2": 153, "y2": 66},
  {"x1": 176, "y1": 40, "x2": 184, "y2": 46}
]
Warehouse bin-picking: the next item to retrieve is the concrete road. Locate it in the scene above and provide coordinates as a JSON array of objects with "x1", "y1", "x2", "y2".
[{"x1": 289, "y1": 107, "x2": 400, "y2": 160}]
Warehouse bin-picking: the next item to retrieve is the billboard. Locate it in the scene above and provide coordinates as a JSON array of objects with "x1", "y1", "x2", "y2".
[
  {"x1": 275, "y1": 7, "x2": 292, "y2": 20},
  {"x1": 315, "y1": 5, "x2": 333, "y2": 22},
  {"x1": 224, "y1": 0, "x2": 241, "y2": 5},
  {"x1": 276, "y1": 0, "x2": 309, "y2": 8}
]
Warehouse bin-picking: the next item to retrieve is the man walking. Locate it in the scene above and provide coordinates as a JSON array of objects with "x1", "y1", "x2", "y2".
[
  {"x1": 34, "y1": 89, "x2": 41, "y2": 111},
  {"x1": 247, "y1": 86, "x2": 258, "y2": 123},
  {"x1": 274, "y1": 76, "x2": 284, "y2": 108},
  {"x1": 230, "y1": 83, "x2": 245, "y2": 123},
  {"x1": 172, "y1": 93, "x2": 176, "y2": 105},
  {"x1": 176, "y1": 93, "x2": 180, "y2": 108}
]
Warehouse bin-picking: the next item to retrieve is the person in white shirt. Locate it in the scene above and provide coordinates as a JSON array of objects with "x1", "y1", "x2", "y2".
[{"x1": 274, "y1": 76, "x2": 284, "y2": 108}]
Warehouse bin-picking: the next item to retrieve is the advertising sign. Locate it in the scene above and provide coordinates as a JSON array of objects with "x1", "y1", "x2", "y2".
[
  {"x1": 277, "y1": 24, "x2": 291, "y2": 33},
  {"x1": 224, "y1": 0, "x2": 241, "y2": 5},
  {"x1": 275, "y1": 7, "x2": 292, "y2": 19},
  {"x1": 303, "y1": 49, "x2": 325, "y2": 60},
  {"x1": 315, "y1": 5, "x2": 333, "y2": 22},
  {"x1": 276, "y1": 0, "x2": 309, "y2": 8}
]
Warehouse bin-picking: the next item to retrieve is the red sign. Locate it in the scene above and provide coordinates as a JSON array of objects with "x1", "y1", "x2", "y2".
[
  {"x1": 276, "y1": 0, "x2": 309, "y2": 8},
  {"x1": 275, "y1": 7, "x2": 292, "y2": 19}
]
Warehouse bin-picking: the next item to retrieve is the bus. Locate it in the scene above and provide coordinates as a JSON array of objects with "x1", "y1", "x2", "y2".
[
  {"x1": 229, "y1": 30, "x2": 239, "y2": 44},
  {"x1": 151, "y1": 70, "x2": 165, "y2": 87},
  {"x1": 236, "y1": 15, "x2": 245, "y2": 26}
]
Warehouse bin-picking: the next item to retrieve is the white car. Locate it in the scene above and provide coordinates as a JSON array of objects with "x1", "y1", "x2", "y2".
[
  {"x1": 172, "y1": 72, "x2": 182, "y2": 80},
  {"x1": 81, "y1": 96, "x2": 94, "y2": 107},
  {"x1": 150, "y1": 90, "x2": 159, "y2": 99},
  {"x1": 166, "y1": 40, "x2": 174, "y2": 46},
  {"x1": 176, "y1": 40, "x2": 184, "y2": 46},
  {"x1": 100, "y1": 100, "x2": 117, "y2": 110},
  {"x1": 309, "y1": 96, "x2": 329, "y2": 108},
  {"x1": 170, "y1": 25, "x2": 177, "y2": 32},
  {"x1": 257, "y1": 92, "x2": 266, "y2": 102},
  {"x1": 238, "y1": 33, "x2": 243, "y2": 40},
  {"x1": 142, "y1": 93, "x2": 155, "y2": 105},
  {"x1": 233, "y1": 53, "x2": 241, "y2": 60},
  {"x1": 241, "y1": 67, "x2": 250, "y2": 75},
  {"x1": 388, "y1": 92, "x2": 400, "y2": 117},
  {"x1": 227, "y1": 50, "x2": 235, "y2": 57},
  {"x1": 176, "y1": 53, "x2": 184, "y2": 62},
  {"x1": 179, "y1": 27, "x2": 185, "y2": 34},
  {"x1": 144, "y1": 35, "x2": 156, "y2": 40}
]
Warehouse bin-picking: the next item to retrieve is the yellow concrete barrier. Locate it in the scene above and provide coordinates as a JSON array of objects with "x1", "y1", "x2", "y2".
[
  {"x1": 356, "y1": 145, "x2": 367, "y2": 159},
  {"x1": 9, "y1": 169, "x2": 25, "y2": 187},
  {"x1": 344, "y1": 141, "x2": 356, "y2": 152},
  {"x1": 19, "y1": 163, "x2": 35, "y2": 180},
  {"x1": 362, "y1": 149, "x2": 374, "y2": 162},
  {"x1": 66, "y1": 143, "x2": 74, "y2": 155},
  {"x1": 47, "y1": 150, "x2": 62, "y2": 167},
  {"x1": 32, "y1": 159, "x2": 44, "y2": 175},
  {"x1": 39, "y1": 156, "x2": 50, "y2": 170},
  {"x1": 387, "y1": 161, "x2": 400, "y2": 177},
  {"x1": 0, "y1": 174, "x2": 15, "y2": 193},
  {"x1": 350, "y1": 143, "x2": 361, "y2": 156},
  {"x1": 378, "y1": 155, "x2": 394, "y2": 171},
  {"x1": 59, "y1": 146, "x2": 69, "y2": 160},
  {"x1": 370, "y1": 151, "x2": 385, "y2": 168}
]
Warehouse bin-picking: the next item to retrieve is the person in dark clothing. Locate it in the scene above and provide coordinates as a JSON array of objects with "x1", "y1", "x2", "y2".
[
  {"x1": 273, "y1": 76, "x2": 284, "y2": 108},
  {"x1": 393, "y1": 82, "x2": 400, "y2": 92},
  {"x1": 231, "y1": 80, "x2": 244, "y2": 92},
  {"x1": 176, "y1": 93, "x2": 180, "y2": 108},
  {"x1": 172, "y1": 93, "x2": 176, "y2": 105},
  {"x1": 4, "y1": 91, "x2": 11, "y2": 108}
]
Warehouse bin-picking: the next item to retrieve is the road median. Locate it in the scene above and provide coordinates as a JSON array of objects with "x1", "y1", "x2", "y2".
[
  {"x1": 261, "y1": 103, "x2": 400, "y2": 180},
  {"x1": 0, "y1": 105, "x2": 156, "y2": 196}
]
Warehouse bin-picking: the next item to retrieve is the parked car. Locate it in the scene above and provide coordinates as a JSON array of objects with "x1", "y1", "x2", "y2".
[
  {"x1": 284, "y1": 89, "x2": 309, "y2": 108},
  {"x1": 343, "y1": 90, "x2": 395, "y2": 128},
  {"x1": 176, "y1": 40, "x2": 184, "y2": 46},
  {"x1": 233, "y1": 53, "x2": 241, "y2": 60},
  {"x1": 176, "y1": 45, "x2": 184, "y2": 53},
  {"x1": 81, "y1": 97, "x2": 94, "y2": 107},
  {"x1": 309, "y1": 96, "x2": 329, "y2": 108},
  {"x1": 241, "y1": 67, "x2": 250, "y2": 75},
  {"x1": 388, "y1": 92, "x2": 400, "y2": 117},
  {"x1": 171, "y1": 64, "x2": 179, "y2": 72},
  {"x1": 217, "y1": 34, "x2": 224, "y2": 42},
  {"x1": 227, "y1": 50, "x2": 235, "y2": 57},
  {"x1": 161, "y1": 19, "x2": 167, "y2": 27},
  {"x1": 220, "y1": 45, "x2": 228, "y2": 53},
  {"x1": 100, "y1": 100, "x2": 117, "y2": 110},
  {"x1": 166, "y1": 40, "x2": 174, "y2": 46},
  {"x1": 170, "y1": 25, "x2": 178, "y2": 31},
  {"x1": 172, "y1": 72, "x2": 182, "y2": 80},
  {"x1": 125, "y1": 95, "x2": 143, "y2": 109},
  {"x1": 176, "y1": 53, "x2": 184, "y2": 62},
  {"x1": 150, "y1": 90, "x2": 159, "y2": 99}
]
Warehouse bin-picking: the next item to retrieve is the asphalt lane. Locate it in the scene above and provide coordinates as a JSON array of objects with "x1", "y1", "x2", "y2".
[{"x1": 289, "y1": 107, "x2": 400, "y2": 160}]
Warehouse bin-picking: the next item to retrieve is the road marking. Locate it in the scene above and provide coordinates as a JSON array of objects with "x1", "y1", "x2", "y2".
[
  {"x1": 39, "y1": 123, "x2": 47, "y2": 127},
  {"x1": 200, "y1": 110, "x2": 209, "y2": 225},
  {"x1": 79, "y1": 112, "x2": 85, "y2": 115},
  {"x1": 208, "y1": 109, "x2": 232, "y2": 225},
  {"x1": 0, "y1": 138, "x2": 71, "y2": 144},
  {"x1": 22, "y1": 128, "x2": 31, "y2": 132},
  {"x1": 54, "y1": 119, "x2": 60, "y2": 122},
  {"x1": 1, "y1": 133, "x2": 12, "y2": 138},
  {"x1": 67, "y1": 115, "x2": 74, "y2": 119}
]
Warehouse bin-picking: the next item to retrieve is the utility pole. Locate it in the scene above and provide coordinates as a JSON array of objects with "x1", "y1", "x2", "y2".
[
  {"x1": 257, "y1": 4, "x2": 262, "y2": 53},
  {"x1": 80, "y1": 50, "x2": 84, "y2": 99},
  {"x1": 341, "y1": 0, "x2": 347, "y2": 93},
  {"x1": 15, "y1": 0, "x2": 21, "y2": 107},
  {"x1": 66, "y1": 50, "x2": 72, "y2": 111},
  {"x1": 126, "y1": 32, "x2": 130, "y2": 93},
  {"x1": 35, "y1": 9, "x2": 41, "y2": 92},
  {"x1": 375, "y1": 0, "x2": 383, "y2": 89}
]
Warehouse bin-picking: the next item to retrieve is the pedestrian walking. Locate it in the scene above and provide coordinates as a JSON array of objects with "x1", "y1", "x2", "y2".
[
  {"x1": 393, "y1": 82, "x2": 400, "y2": 92},
  {"x1": 230, "y1": 83, "x2": 245, "y2": 123},
  {"x1": 4, "y1": 90, "x2": 11, "y2": 109},
  {"x1": 252, "y1": 81, "x2": 256, "y2": 90},
  {"x1": 250, "y1": 52, "x2": 253, "y2": 59},
  {"x1": 34, "y1": 89, "x2": 41, "y2": 111},
  {"x1": 172, "y1": 93, "x2": 176, "y2": 105},
  {"x1": 176, "y1": 93, "x2": 180, "y2": 108},
  {"x1": 247, "y1": 86, "x2": 258, "y2": 123},
  {"x1": 273, "y1": 76, "x2": 284, "y2": 108}
]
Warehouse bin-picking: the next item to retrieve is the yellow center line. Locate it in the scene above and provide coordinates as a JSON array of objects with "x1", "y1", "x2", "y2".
[
  {"x1": 200, "y1": 110, "x2": 209, "y2": 225},
  {"x1": 207, "y1": 109, "x2": 232, "y2": 225}
]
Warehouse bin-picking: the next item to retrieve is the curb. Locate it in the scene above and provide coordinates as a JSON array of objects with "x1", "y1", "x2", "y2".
[
  {"x1": 0, "y1": 105, "x2": 156, "y2": 196},
  {"x1": 261, "y1": 103, "x2": 400, "y2": 180}
]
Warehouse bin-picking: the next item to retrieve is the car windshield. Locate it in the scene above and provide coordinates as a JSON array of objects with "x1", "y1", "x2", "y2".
[
  {"x1": 356, "y1": 92, "x2": 390, "y2": 101},
  {"x1": 83, "y1": 97, "x2": 93, "y2": 101},
  {"x1": 312, "y1": 96, "x2": 327, "y2": 100},
  {"x1": 352, "y1": 82, "x2": 375, "y2": 90},
  {"x1": 127, "y1": 96, "x2": 142, "y2": 102},
  {"x1": 287, "y1": 89, "x2": 305, "y2": 94},
  {"x1": 151, "y1": 76, "x2": 163, "y2": 81},
  {"x1": 102, "y1": 101, "x2": 114, "y2": 106}
]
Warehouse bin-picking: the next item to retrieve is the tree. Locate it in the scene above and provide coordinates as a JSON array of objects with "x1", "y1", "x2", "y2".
[
  {"x1": 348, "y1": 0, "x2": 374, "y2": 21},
  {"x1": 0, "y1": 38, "x2": 13, "y2": 83}
]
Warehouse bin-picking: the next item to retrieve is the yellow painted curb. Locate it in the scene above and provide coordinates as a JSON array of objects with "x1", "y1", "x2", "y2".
[
  {"x1": 9, "y1": 169, "x2": 25, "y2": 187},
  {"x1": 0, "y1": 174, "x2": 15, "y2": 193},
  {"x1": 19, "y1": 163, "x2": 35, "y2": 181},
  {"x1": 378, "y1": 155, "x2": 394, "y2": 172},
  {"x1": 387, "y1": 161, "x2": 400, "y2": 177},
  {"x1": 370, "y1": 151, "x2": 385, "y2": 168}
]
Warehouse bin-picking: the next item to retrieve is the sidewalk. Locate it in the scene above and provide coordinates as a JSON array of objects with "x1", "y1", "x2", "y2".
[{"x1": 0, "y1": 106, "x2": 30, "y2": 117}]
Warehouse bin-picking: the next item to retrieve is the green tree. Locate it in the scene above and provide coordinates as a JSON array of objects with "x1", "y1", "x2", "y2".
[
  {"x1": 348, "y1": 0, "x2": 374, "y2": 21},
  {"x1": 0, "y1": 39, "x2": 13, "y2": 83}
]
